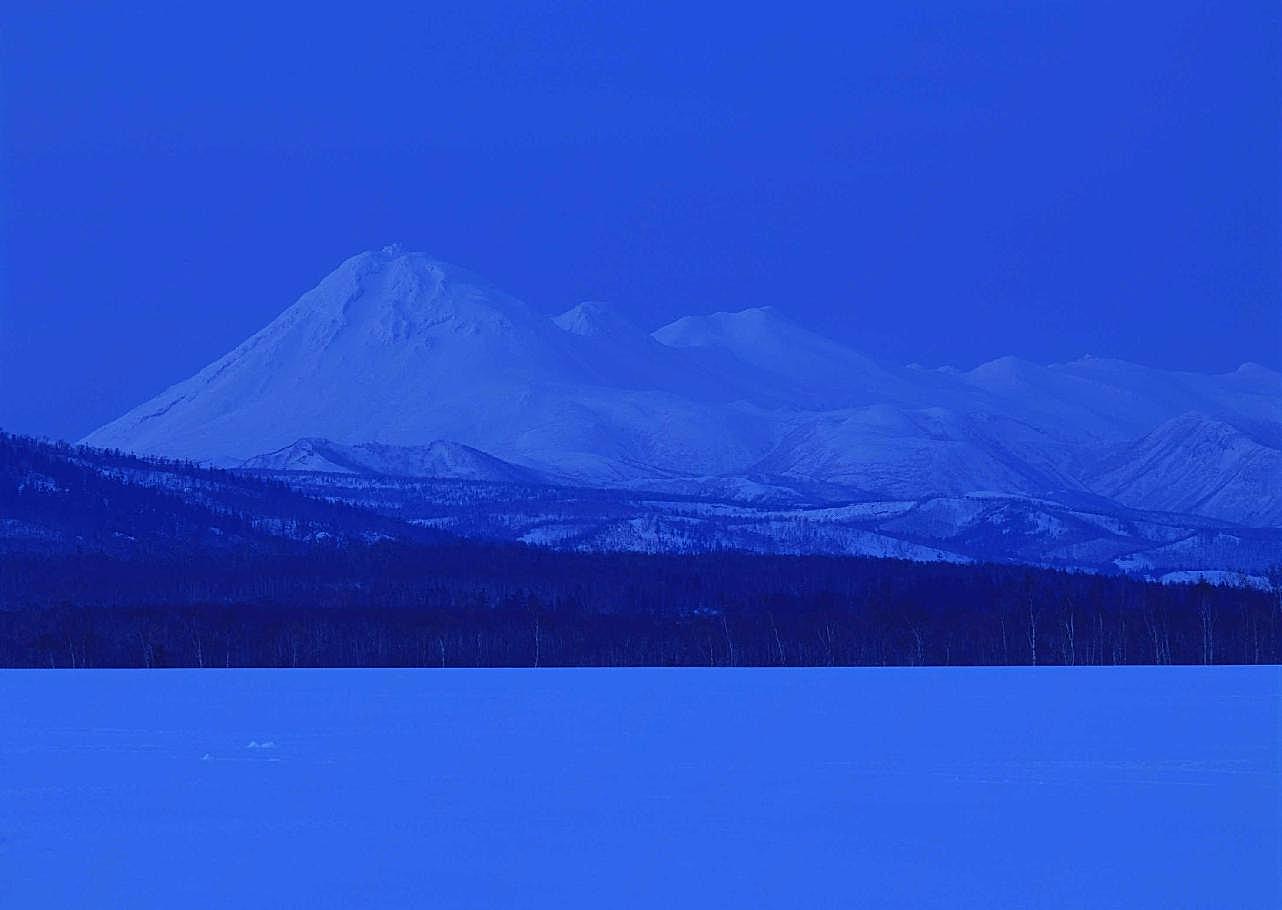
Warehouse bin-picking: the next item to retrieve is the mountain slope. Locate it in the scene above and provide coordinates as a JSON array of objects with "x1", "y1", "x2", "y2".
[
  {"x1": 750, "y1": 406, "x2": 1082, "y2": 498},
  {"x1": 242, "y1": 438, "x2": 546, "y2": 483},
  {"x1": 653, "y1": 306, "x2": 915, "y2": 408},
  {"x1": 1088, "y1": 413, "x2": 1282, "y2": 527},
  {"x1": 0, "y1": 432, "x2": 427, "y2": 556}
]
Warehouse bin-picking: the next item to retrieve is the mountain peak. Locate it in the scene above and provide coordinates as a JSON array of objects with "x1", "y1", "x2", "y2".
[
  {"x1": 967, "y1": 355, "x2": 1038, "y2": 379},
  {"x1": 651, "y1": 306, "x2": 797, "y2": 349},
  {"x1": 281, "y1": 247, "x2": 538, "y2": 350},
  {"x1": 1231, "y1": 362, "x2": 1281, "y2": 382},
  {"x1": 552, "y1": 301, "x2": 641, "y2": 338}
]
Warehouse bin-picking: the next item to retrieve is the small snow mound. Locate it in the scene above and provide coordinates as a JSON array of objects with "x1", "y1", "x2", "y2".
[{"x1": 1158, "y1": 571, "x2": 1272, "y2": 591}]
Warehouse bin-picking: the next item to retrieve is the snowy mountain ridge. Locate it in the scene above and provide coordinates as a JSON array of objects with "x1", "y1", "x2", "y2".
[
  {"x1": 84, "y1": 247, "x2": 1282, "y2": 534},
  {"x1": 240, "y1": 438, "x2": 546, "y2": 484}
]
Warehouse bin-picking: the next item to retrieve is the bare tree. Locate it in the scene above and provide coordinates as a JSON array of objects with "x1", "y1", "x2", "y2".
[{"x1": 1026, "y1": 600, "x2": 1039, "y2": 666}]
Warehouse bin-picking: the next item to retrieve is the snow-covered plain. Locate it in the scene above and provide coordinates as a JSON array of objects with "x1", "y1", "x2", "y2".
[{"x1": 1, "y1": 668, "x2": 1278, "y2": 908}]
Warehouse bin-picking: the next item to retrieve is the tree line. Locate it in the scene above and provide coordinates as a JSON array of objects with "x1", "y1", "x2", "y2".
[{"x1": 1, "y1": 542, "x2": 1276, "y2": 667}]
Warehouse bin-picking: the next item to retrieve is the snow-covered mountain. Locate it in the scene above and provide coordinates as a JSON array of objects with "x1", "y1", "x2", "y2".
[
  {"x1": 652, "y1": 306, "x2": 916, "y2": 408},
  {"x1": 84, "y1": 247, "x2": 774, "y2": 481},
  {"x1": 748, "y1": 406, "x2": 1080, "y2": 499},
  {"x1": 1087, "y1": 413, "x2": 1282, "y2": 527},
  {"x1": 85, "y1": 246, "x2": 1281, "y2": 534}
]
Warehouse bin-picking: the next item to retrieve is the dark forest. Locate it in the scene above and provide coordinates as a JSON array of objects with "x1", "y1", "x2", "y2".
[{"x1": 3, "y1": 544, "x2": 1277, "y2": 668}]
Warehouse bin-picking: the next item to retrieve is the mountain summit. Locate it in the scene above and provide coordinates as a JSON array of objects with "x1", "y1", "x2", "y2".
[{"x1": 553, "y1": 301, "x2": 642, "y2": 338}]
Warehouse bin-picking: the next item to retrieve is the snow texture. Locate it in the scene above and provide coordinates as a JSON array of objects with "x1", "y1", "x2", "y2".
[{"x1": 0, "y1": 668, "x2": 1278, "y2": 908}]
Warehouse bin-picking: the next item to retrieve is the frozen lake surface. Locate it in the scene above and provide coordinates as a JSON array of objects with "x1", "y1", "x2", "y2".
[{"x1": 1, "y1": 668, "x2": 1278, "y2": 908}]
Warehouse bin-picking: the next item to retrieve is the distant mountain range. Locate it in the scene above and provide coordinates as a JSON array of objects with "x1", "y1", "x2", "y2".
[
  {"x1": 78, "y1": 245, "x2": 1281, "y2": 574},
  {"x1": 5, "y1": 432, "x2": 1279, "y2": 589}
]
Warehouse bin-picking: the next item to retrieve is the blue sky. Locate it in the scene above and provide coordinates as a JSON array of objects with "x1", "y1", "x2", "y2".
[{"x1": 1, "y1": 1, "x2": 1278, "y2": 440}]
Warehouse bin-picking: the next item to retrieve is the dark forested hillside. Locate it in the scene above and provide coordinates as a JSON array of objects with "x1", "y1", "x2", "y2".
[
  {"x1": 2, "y1": 431, "x2": 1278, "y2": 667},
  {"x1": 0, "y1": 431, "x2": 436, "y2": 556}
]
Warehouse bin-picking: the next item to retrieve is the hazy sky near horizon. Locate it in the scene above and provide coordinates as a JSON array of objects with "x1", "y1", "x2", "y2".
[{"x1": 1, "y1": 1, "x2": 1278, "y2": 441}]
